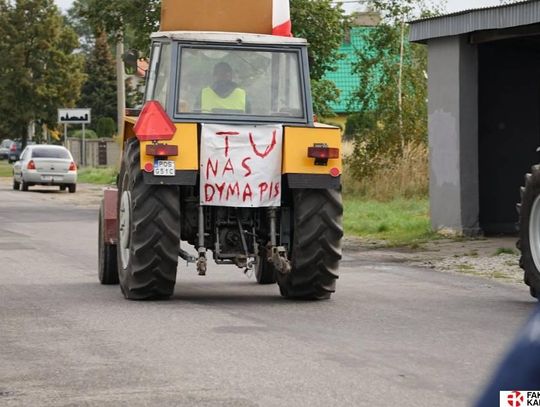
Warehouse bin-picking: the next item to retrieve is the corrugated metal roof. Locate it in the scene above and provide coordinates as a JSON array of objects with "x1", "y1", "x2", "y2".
[
  {"x1": 409, "y1": 0, "x2": 540, "y2": 42},
  {"x1": 323, "y1": 27, "x2": 381, "y2": 113}
]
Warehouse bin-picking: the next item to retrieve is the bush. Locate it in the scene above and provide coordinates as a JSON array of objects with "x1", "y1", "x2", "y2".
[
  {"x1": 344, "y1": 111, "x2": 376, "y2": 141},
  {"x1": 70, "y1": 129, "x2": 98, "y2": 139},
  {"x1": 343, "y1": 141, "x2": 428, "y2": 201},
  {"x1": 96, "y1": 117, "x2": 116, "y2": 138}
]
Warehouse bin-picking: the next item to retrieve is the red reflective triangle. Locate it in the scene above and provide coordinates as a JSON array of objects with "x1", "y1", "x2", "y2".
[{"x1": 133, "y1": 100, "x2": 176, "y2": 141}]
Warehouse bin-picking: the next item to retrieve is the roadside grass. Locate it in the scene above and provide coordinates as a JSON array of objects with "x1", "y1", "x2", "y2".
[
  {"x1": 0, "y1": 160, "x2": 12, "y2": 177},
  {"x1": 1, "y1": 146, "x2": 434, "y2": 246},
  {"x1": 494, "y1": 247, "x2": 516, "y2": 256},
  {"x1": 343, "y1": 195, "x2": 436, "y2": 246},
  {"x1": 342, "y1": 142, "x2": 434, "y2": 246},
  {"x1": 77, "y1": 166, "x2": 117, "y2": 185},
  {"x1": 0, "y1": 161, "x2": 117, "y2": 185}
]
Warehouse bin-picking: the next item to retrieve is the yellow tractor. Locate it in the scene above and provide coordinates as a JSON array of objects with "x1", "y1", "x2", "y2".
[{"x1": 98, "y1": 0, "x2": 343, "y2": 300}]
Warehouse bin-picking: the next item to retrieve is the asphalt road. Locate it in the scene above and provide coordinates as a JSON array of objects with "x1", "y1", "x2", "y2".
[{"x1": 0, "y1": 183, "x2": 537, "y2": 407}]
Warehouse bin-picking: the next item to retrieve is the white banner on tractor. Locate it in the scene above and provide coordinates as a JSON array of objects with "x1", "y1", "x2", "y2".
[{"x1": 200, "y1": 124, "x2": 283, "y2": 207}]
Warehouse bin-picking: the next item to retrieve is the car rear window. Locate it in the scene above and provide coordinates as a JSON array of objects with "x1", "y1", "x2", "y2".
[{"x1": 31, "y1": 147, "x2": 71, "y2": 159}]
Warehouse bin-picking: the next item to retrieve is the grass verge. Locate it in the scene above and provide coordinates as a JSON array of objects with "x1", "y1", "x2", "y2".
[
  {"x1": 77, "y1": 166, "x2": 117, "y2": 185},
  {"x1": 0, "y1": 162, "x2": 117, "y2": 185},
  {"x1": 0, "y1": 160, "x2": 12, "y2": 177},
  {"x1": 3, "y1": 158, "x2": 433, "y2": 246},
  {"x1": 343, "y1": 196, "x2": 436, "y2": 246}
]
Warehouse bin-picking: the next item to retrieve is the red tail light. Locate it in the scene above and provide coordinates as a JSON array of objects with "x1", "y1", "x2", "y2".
[
  {"x1": 10, "y1": 144, "x2": 16, "y2": 152},
  {"x1": 307, "y1": 144, "x2": 340, "y2": 166},
  {"x1": 146, "y1": 144, "x2": 178, "y2": 157},
  {"x1": 68, "y1": 161, "x2": 77, "y2": 171},
  {"x1": 27, "y1": 160, "x2": 36, "y2": 170}
]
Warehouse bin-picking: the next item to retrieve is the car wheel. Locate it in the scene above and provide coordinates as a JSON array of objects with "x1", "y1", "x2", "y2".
[
  {"x1": 13, "y1": 180, "x2": 20, "y2": 191},
  {"x1": 21, "y1": 182, "x2": 29, "y2": 192},
  {"x1": 68, "y1": 184, "x2": 76, "y2": 193}
]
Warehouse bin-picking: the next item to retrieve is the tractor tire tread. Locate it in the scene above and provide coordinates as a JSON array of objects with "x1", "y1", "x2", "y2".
[
  {"x1": 517, "y1": 164, "x2": 540, "y2": 300},
  {"x1": 118, "y1": 138, "x2": 180, "y2": 300},
  {"x1": 277, "y1": 188, "x2": 343, "y2": 300}
]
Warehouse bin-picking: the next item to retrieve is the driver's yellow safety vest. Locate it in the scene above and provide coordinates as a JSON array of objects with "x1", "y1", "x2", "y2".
[{"x1": 201, "y1": 87, "x2": 246, "y2": 112}]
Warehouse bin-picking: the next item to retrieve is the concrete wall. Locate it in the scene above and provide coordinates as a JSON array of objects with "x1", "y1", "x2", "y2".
[
  {"x1": 427, "y1": 35, "x2": 480, "y2": 235},
  {"x1": 66, "y1": 138, "x2": 120, "y2": 168}
]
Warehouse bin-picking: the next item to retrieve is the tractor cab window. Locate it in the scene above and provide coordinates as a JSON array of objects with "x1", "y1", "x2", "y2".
[
  {"x1": 176, "y1": 47, "x2": 305, "y2": 121},
  {"x1": 146, "y1": 42, "x2": 172, "y2": 109}
]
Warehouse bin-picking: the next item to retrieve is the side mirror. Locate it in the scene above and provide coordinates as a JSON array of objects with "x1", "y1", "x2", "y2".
[
  {"x1": 123, "y1": 49, "x2": 139, "y2": 70},
  {"x1": 123, "y1": 49, "x2": 148, "y2": 77}
]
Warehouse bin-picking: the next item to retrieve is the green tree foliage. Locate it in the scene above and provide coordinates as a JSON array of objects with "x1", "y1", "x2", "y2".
[
  {"x1": 291, "y1": 0, "x2": 348, "y2": 116},
  {"x1": 291, "y1": 0, "x2": 347, "y2": 80},
  {"x1": 71, "y1": 0, "x2": 160, "y2": 51},
  {"x1": 348, "y1": 0, "x2": 442, "y2": 178},
  {"x1": 70, "y1": 128, "x2": 98, "y2": 139},
  {"x1": 0, "y1": 0, "x2": 84, "y2": 146},
  {"x1": 96, "y1": 117, "x2": 116, "y2": 138},
  {"x1": 79, "y1": 29, "x2": 117, "y2": 129}
]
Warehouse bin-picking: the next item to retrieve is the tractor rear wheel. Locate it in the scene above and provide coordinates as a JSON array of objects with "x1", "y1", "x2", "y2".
[
  {"x1": 117, "y1": 138, "x2": 181, "y2": 300},
  {"x1": 517, "y1": 165, "x2": 540, "y2": 300},
  {"x1": 276, "y1": 189, "x2": 343, "y2": 300},
  {"x1": 98, "y1": 202, "x2": 119, "y2": 285}
]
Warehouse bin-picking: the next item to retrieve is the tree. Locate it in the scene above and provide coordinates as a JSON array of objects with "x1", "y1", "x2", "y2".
[
  {"x1": 0, "y1": 0, "x2": 85, "y2": 147},
  {"x1": 291, "y1": 0, "x2": 348, "y2": 116},
  {"x1": 348, "y1": 0, "x2": 443, "y2": 177},
  {"x1": 96, "y1": 117, "x2": 116, "y2": 138},
  {"x1": 70, "y1": 0, "x2": 160, "y2": 53},
  {"x1": 79, "y1": 29, "x2": 118, "y2": 130}
]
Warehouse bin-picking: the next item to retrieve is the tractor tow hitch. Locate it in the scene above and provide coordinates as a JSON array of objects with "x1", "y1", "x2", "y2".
[
  {"x1": 267, "y1": 207, "x2": 291, "y2": 274},
  {"x1": 269, "y1": 246, "x2": 291, "y2": 275}
]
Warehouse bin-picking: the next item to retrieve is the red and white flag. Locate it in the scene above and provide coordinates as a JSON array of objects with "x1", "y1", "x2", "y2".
[{"x1": 272, "y1": 0, "x2": 292, "y2": 37}]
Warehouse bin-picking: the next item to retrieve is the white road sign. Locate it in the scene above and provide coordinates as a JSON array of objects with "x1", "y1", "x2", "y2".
[{"x1": 58, "y1": 108, "x2": 91, "y2": 124}]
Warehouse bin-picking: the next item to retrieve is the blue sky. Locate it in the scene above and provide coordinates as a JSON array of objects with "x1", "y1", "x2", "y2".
[{"x1": 54, "y1": 0, "x2": 504, "y2": 14}]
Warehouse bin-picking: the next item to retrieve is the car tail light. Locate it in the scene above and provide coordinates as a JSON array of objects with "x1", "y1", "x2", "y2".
[
  {"x1": 10, "y1": 144, "x2": 16, "y2": 152},
  {"x1": 307, "y1": 144, "x2": 339, "y2": 166},
  {"x1": 146, "y1": 144, "x2": 178, "y2": 157},
  {"x1": 68, "y1": 161, "x2": 77, "y2": 171},
  {"x1": 27, "y1": 160, "x2": 36, "y2": 170}
]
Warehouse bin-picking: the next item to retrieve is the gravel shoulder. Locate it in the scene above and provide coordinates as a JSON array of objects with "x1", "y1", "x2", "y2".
[
  {"x1": 0, "y1": 177, "x2": 524, "y2": 287},
  {"x1": 344, "y1": 235, "x2": 523, "y2": 285}
]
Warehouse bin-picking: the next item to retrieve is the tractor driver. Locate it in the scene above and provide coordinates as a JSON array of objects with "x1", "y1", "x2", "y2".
[{"x1": 198, "y1": 62, "x2": 249, "y2": 114}]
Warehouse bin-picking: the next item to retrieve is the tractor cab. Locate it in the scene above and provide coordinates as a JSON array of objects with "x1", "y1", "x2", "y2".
[{"x1": 145, "y1": 31, "x2": 313, "y2": 126}]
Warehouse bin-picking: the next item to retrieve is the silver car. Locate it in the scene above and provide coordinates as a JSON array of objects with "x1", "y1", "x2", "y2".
[
  {"x1": 0, "y1": 139, "x2": 13, "y2": 160},
  {"x1": 13, "y1": 145, "x2": 77, "y2": 193}
]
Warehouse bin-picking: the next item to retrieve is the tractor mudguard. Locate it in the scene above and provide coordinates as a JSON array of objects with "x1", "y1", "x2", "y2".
[
  {"x1": 102, "y1": 188, "x2": 118, "y2": 245},
  {"x1": 282, "y1": 124, "x2": 342, "y2": 189}
]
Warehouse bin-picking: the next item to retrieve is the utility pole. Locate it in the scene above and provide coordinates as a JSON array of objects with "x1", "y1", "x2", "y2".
[
  {"x1": 116, "y1": 31, "x2": 125, "y2": 140},
  {"x1": 398, "y1": 15, "x2": 405, "y2": 154}
]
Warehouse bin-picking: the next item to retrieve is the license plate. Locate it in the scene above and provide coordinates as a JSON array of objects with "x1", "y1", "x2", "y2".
[
  {"x1": 41, "y1": 175, "x2": 52, "y2": 181},
  {"x1": 154, "y1": 160, "x2": 175, "y2": 176}
]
